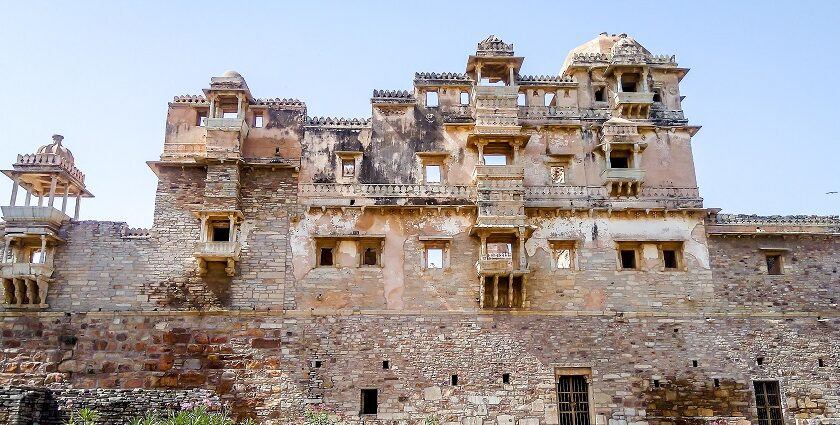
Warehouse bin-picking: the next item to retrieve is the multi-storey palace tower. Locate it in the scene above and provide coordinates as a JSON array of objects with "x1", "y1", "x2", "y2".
[{"x1": 1, "y1": 34, "x2": 838, "y2": 425}]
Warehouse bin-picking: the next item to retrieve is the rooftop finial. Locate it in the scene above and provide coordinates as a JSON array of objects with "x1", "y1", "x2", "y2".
[{"x1": 52, "y1": 134, "x2": 64, "y2": 144}]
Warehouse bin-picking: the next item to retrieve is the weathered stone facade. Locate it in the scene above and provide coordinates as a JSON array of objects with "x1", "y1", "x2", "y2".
[{"x1": 1, "y1": 33, "x2": 838, "y2": 424}]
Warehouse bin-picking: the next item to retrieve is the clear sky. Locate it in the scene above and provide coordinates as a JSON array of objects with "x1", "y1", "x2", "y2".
[{"x1": 1, "y1": 1, "x2": 838, "y2": 227}]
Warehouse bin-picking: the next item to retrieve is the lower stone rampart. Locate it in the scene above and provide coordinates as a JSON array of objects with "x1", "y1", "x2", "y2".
[
  {"x1": 1, "y1": 311, "x2": 838, "y2": 424},
  {"x1": 0, "y1": 385, "x2": 217, "y2": 424}
]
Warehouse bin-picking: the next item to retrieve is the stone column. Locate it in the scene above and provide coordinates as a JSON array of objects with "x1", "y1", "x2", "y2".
[
  {"x1": 1, "y1": 237, "x2": 10, "y2": 264},
  {"x1": 477, "y1": 143, "x2": 485, "y2": 165},
  {"x1": 508, "y1": 65, "x2": 515, "y2": 86},
  {"x1": 476, "y1": 64, "x2": 482, "y2": 84},
  {"x1": 479, "y1": 277, "x2": 485, "y2": 309},
  {"x1": 39, "y1": 235, "x2": 47, "y2": 264},
  {"x1": 641, "y1": 68, "x2": 649, "y2": 92},
  {"x1": 47, "y1": 174, "x2": 58, "y2": 207},
  {"x1": 507, "y1": 274, "x2": 513, "y2": 308},
  {"x1": 37, "y1": 195, "x2": 43, "y2": 207},
  {"x1": 604, "y1": 144, "x2": 612, "y2": 168},
  {"x1": 61, "y1": 185, "x2": 70, "y2": 213},
  {"x1": 237, "y1": 95, "x2": 243, "y2": 119},
  {"x1": 200, "y1": 216, "x2": 208, "y2": 242},
  {"x1": 493, "y1": 275, "x2": 499, "y2": 308},
  {"x1": 479, "y1": 235, "x2": 487, "y2": 259},
  {"x1": 513, "y1": 143, "x2": 520, "y2": 164},
  {"x1": 208, "y1": 97, "x2": 216, "y2": 119},
  {"x1": 632, "y1": 144, "x2": 641, "y2": 169},
  {"x1": 25, "y1": 189, "x2": 31, "y2": 206},
  {"x1": 228, "y1": 214, "x2": 235, "y2": 242},
  {"x1": 13, "y1": 278, "x2": 23, "y2": 305},
  {"x1": 521, "y1": 275, "x2": 528, "y2": 308},
  {"x1": 616, "y1": 71, "x2": 623, "y2": 92},
  {"x1": 9, "y1": 178, "x2": 18, "y2": 206},
  {"x1": 518, "y1": 228, "x2": 527, "y2": 270},
  {"x1": 74, "y1": 193, "x2": 81, "y2": 220}
]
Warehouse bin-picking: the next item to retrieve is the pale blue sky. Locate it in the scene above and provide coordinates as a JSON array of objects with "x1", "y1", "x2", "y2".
[{"x1": 1, "y1": 1, "x2": 838, "y2": 227}]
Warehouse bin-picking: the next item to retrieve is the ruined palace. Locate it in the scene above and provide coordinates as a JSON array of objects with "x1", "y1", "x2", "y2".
[{"x1": 1, "y1": 33, "x2": 838, "y2": 425}]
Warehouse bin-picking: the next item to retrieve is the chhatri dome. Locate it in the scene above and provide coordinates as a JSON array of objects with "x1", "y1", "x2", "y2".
[{"x1": 36, "y1": 134, "x2": 75, "y2": 164}]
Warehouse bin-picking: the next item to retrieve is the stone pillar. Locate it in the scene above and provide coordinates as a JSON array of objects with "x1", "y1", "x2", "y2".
[
  {"x1": 477, "y1": 143, "x2": 485, "y2": 165},
  {"x1": 47, "y1": 174, "x2": 58, "y2": 207},
  {"x1": 508, "y1": 65, "x2": 515, "y2": 86},
  {"x1": 200, "y1": 216, "x2": 208, "y2": 242},
  {"x1": 13, "y1": 278, "x2": 23, "y2": 305},
  {"x1": 521, "y1": 275, "x2": 528, "y2": 308},
  {"x1": 74, "y1": 194, "x2": 81, "y2": 220},
  {"x1": 479, "y1": 277, "x2": 485, "y2": 309},
  {"x1": 604, "y1": 144, "x2": 612, "y2": 169},
  {"x1": 208, "y1": 97, "x2": 216, "y2": 119},
  {"x1": 1, "y1": 237, "x2": 10, "y2": 264},
  {"x1": 237, "y1": 95, "x2": 243, "y2": 119},
  {"x1": 37, "y1": 195, "x2": 43, "y2": 207},
  {"x1": 513, "y1": 143, "x2": 520, "y2": 164},
  {"x1": 61, "y1": 185, "x2": 70, "y2": 213},
  {"x1": 493, "y1": 275, "x2": 499, "y2": 308},
  {"x1": 36, "y1": 276, "x2": 49, "y2": 306},
  {"x1": 25, "y1": 189, "x2": 31, "y2": 206},
  {"x1": 641, "y1": 68, "x2": 649, "y2": 92},
  {"x1": 9, "y1": 178, "x2": 18, "y2": 206},
  {"x1": 507, "y1": 274, "x2": 513, "y2": 308},
  {"x1": 39, "y1": 235, "x2": 47, "y2": 264},
  {"x1": 228, "y1": 214, "x2": 235, "y2": 242},
  {"x1": 476, "y1": 64, "x2": 482, "y2": 84},
  {"x1": 518, "y1": 228, "x2": 527, "y2": 270},
  {"x1": 479, "y1": 235, "x2": 487, "y2": 259},
  {"x1": 26, "y1": 278, "x2": 37, "y2": 305},
  {"x1": 616, "y1": 71, "x2": 623, "y2": 92}
]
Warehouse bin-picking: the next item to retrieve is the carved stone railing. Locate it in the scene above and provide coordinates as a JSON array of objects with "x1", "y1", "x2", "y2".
[
  {"x1": 517, "y1": 106, "x2": 580, "y2": 120},
  {"x1": 650, "y1": 109, "x2": 687, "y2": 123},
  {"x1": 524, "y1": 186, "x2": 703, "y2": 208},
  {"x1": 473, "y1": 165, "x2": 525, "y2": 179},
  {"x1": 1, "y1": 263, "x2": 55, "y2": 279},
  {"x1": 299, "y1": 184, "x2": 475, "y2": 199},
  {"x1": 475, "y1": 98, "x2": 517, "y2": 109},
  {"x1": 194, "y1": 241, "x2": 240, "y2": 259},
  {"x1": 613, "y1": 92, "x2": 654, "y2": 105},
  {"x1": 474, "y1": 85, "x2": 519, "y2": 97},
  {"x1": 15, "y1": 153, "x2": 86, "y2": 183},
  {"x1": 206, "y1": 118, "x2": 250, "y2": 139},
  {"x1": 712, "y1": 214, "x2": 840, "y2": 226},
  {"x1": 1, "y1": 206, "x2": 68, "y2": 226},
  {"x1": 475, "y1": 257, "x2": 513, "y2": 275},
  {"x1": 601, "y1": 168, "x2": 645, "y2": 182},
  {"x1": 162, "y1": 142, "x2": 207, "y2": 158}
]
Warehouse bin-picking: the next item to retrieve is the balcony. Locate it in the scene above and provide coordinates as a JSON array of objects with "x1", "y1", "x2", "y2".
[
  {"x1": 612, "y1": 92, "x2": 654, "y2": 119},
  {"x1": 517, "y1": 106, "x2": 580, "y2": 121},
  {"x1": 194, "y1": 241, "x2": 241, "y2": 276},
  {"x1": 298, "y1": 184, "x2": 476, "y2": 207},
  {"x1": 602, "y1": 168, "x2": 645, "y2": 197},
  {"x1": 206, "y1": 117, "x2": 250, "y2": 142},
  {"x1": 1, "y1": 206, "x2": 68, "y2": 227},
  {"x1": 1, "y1": 263, "x2": 54, "y2": 279},
  {"x1": 476, "y1": 256, "x2": 513, "y2": 275},
  {"x1": 473, "y1": 165, "x2": 525, "y2": 180},
  {"x1": 474, "y1": 85, "x2": 519, "y2": 97}
]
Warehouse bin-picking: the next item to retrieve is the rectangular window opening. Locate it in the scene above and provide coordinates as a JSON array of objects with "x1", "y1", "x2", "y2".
[
  {"x1": 197, "y1": 111, "x2": 208, "y2": 126},
  {"x1": 342, "y1": 159, "x2": 356, "y2": 178},
  {"x1": 460, "y1": 91, "x2": 470, "y2": 105},
  {"x1": 451, "y1": 374, "x2": 458, "y2": 386},
  {"x1": 620, "y1": 249, "x2": 637, "y2": 270},
  {"x1": 425, "y1": 164, "x2": 441, "y2": 184},
  {"x1": 544, "y1": 92, "x2": 556, "y2": 106},
  {"x1": 653, "y1": 379, "x2": 660, "y2": 388},
  {"x1": 211, "y1": 226, "x2": 230, "y2": 242},
  {"x1": 30, "y1": 250, "x2": 46, "y2": 264},
  {"x1": 222, "y1": 111, "x2": 239, "y2": 119},
  {"x1": 382, "y1": 360, "x2": 390, "y2": 370},
  {"x1": 692, "y1": 360, "x2": 698, "y2": 368},
  {"x1": 557, "y1": 375, "x2": 590, "y2": 425},
  {"x1": 766, "y1": 254, "x2": 782, "y2": 275},
  {"x1": 714, "y1": 378, "x2": 720, "y2": 388},
  {"x1": 594, "y1": 87, "x2": 606, "y2": 102},
  {"x1": 254, "y1": 115, "x2": 264, "y2": 128},
  {"x1": 362, "y1": 247, "x2": 379, "y2": 266},
  {"x1": 663, "y1": 250, "x2": 678, "y2": 269},
  {"x1": 609, "y1": 153, "x2": 629, "y2": 169},
  {"x1": 484, "y1": 154, "x2": 508, "y2": 166},
  {"x1": 360, "y1": 389, "x2": 378, "y2": 415},
  {"x1": 319, "y1": 247, "x2": 334, "y2": 266},
  {"x1": 556, "y1": 249, "x2": 572, "y2": 269},
  {"x1": 652, "y1": 89, "x2": 663, "y2": 103},
  {"x1": 818, "y1": 358, "x2": 825, "y2": 367},
  {"x1": 517, "y1": 93, "x2": 526, "y2": 106},
  {"x1": 756, "y1": 356, "x2": 765, "y2": 366},
  {"x1": 425, "y1": 91, "x2": 439, "y2": 107},
  {"x1": 426, "y1": 248, "x2": 443, "y2": 269},
  {"x1": 502, "y1": 373, "x2": 510, "y2": 384},
  {"x1": 754, "y1": 381, "x2": 783, "y2": 425}
]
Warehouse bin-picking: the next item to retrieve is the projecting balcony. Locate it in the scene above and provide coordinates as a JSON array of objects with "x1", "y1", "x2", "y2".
[
  {"x1": 194, "y1": 241, "x2": 241, "y2": 277},
  {"x1": 517, "y1": 106, "x2": 580, "y2": 121},
  {"x1": 0, "y1": 263, "x2": 55, "y2": 279},
  {"x1": 476, "y1": 255, "x2": 513, "y2": 275},
  {"x1": 206, "y1": 117, "x2": 248, "y2": 132},
  {"x1": 602, "y1": 168, "x2": 646, "y2": 197},
  {"x1": 612, "y1": 92, "x2": 654, "y2": 119},
  {"x1": 1, "y1": 206, "x2": 68, "y2": 227},
  {"x1": 473, "y1": 165, "x2": 525, "y2": 180},
  {"x1": 474, "y1": 85, "x2": 519, "y2": 97}
]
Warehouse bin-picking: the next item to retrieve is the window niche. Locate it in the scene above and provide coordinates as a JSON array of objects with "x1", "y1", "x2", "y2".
[
  {"x1": 194, "y1": 211, "x2": 243, "y2": 277},
  {"x1": 417, "y1": 152, "x2": 448, "y2": 185},
  {"x1": 549, "y1": 240, "x2": 577, "y2": 271},
  {"x1": 253, "y1": 112, "x2": 264, "y2": 128},
  {"x1": 546, "y1": 154, "x2": 573, "y2": 185},
  {"x1": 316, "y1": 240, "x2": 338, "y2": 267},
  {"x1": 336, "y1": 151, "x2": 362, "y2": 183},
  {"x1": 616, "y1": 242, "x2": 641, "y2": 271},
  {"x1": 760, "y1": 248, "x2": 788, "y2": 275},
  {"x1": 419, "y1": 236, "x2": 451, "y2": 270},
  {"x1": 425, "y1": 90, "x2": 439, "y2": 107},
  {"x1": 659, "y1": 242, "x2": 685, "y2": 271},
  {"x1": 593, "y1": 84, "x2": 607, "y2": 103},
  {"x1": 358, "y1": 239, "x2": 383, "y2": 267}
]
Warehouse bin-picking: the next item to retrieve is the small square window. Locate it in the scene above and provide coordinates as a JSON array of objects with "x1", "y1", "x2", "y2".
[
  {"x1": 502, "y1": 373, "x2": 510, "y2": 384},
  {"x1": 766, "y1": 254, "x2": 783, "y2": 275},
  {"x1": 342, "y1": 159, "x2": 356, "y2": 178},
  {"x1": 620, "y1": 249, "x2": 637, "y2": 270},
  {"x1": 30, "y1": 249, "x2": 46, "y2": 264},
  {"x1": 425, "y1": 91, "x2": 439, "y2": 107},
  {"x1": 517, "y1": 93, "x2": 526, "y2": 106},
  {"x1": 319, "y1": 247, "x2": 334, "y2": 267},
  {"x1": 609, "y1": 152, "x2": 630, "y2": 169},
  {"x1": 222, "y1": 111, "x2": 238, "y2": 119},
  {"x1": 254, "y1": 115, "x2": 264, "y2": 128},
  {"x1": 551, "y1": 166, "x2": 566, "y2": 184},
  {"x1": 594, "y1": 86, "x2": 606, "y2": 102},
  {"x1": 197, "y1": 111, "x2": 208, "y2": 126},
  {"x1": 556, "y1": 249, "x2": 572, "y2": 269},
  {"x1": 460, "y1": 92, "x2": 470, "y2": 105},
  {"x1": 426, "y1": 248, "x2": 443, "y2": 269},
  {"x1": 363, "y1": 247, "x2": 378, "y2": 266},
  {"x1": 211, "y1": 226, "x2": 230, "y2": 242},
  {"x1": 382, "y1": 360, "x2": 390, "y2": 369},
  {"x1": 450, "y1": 374, "x2": 458, "y2": 386},
  {"x1": 663, "y1": 250, "x2": 678, "y2": 269},
  {"x1": 360, "y1": 389, "x2": 378, "y2": 415},
  {"x1": 425, "y1": 165, "x2": 441, "y2": 184}
]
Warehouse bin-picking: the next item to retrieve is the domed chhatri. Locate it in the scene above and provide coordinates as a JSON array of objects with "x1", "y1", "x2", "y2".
[
  {"x1": 36, "y1": 134, "x2": 75, "y2": 165},
  {"x1": 221, "y1": 70, "x2": 243, "y2": 78}
]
